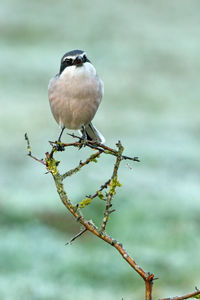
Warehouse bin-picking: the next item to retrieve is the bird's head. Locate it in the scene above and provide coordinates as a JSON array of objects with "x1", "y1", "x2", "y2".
[{"x1": 59, "y1": 49, "x2": 90, "y2": 74}]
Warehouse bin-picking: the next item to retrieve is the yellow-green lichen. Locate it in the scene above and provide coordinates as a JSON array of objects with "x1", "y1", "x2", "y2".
[
  {"x1": 105, "y1": 150, "x2": 113, "y2": 155},
  {"x1": 97, "y1": 191, "x2": 104, "y2": 200},
  {"x1": 69, "y1": 204, "x2": 75, "y2": 209},
  {"x1": 109, "y1": 176, "x2": 122, "y2": 195},
  {"x1": 58, "y1": 184, "x2": 63, "y2": 193},
  {"x1": 46, "y1": 157, "x2": 60, "y2": 175},
  {"x1": 89, "y1": 153, "x2": 100, "y2": 163},
  {"x1": 79, "y1": 197, "x2": 92, "y2": 208}
]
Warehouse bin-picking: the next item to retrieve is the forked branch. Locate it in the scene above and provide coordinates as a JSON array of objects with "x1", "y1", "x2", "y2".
[{"x1": 25, "y1": 133, "x2": 200, "y2": 300}]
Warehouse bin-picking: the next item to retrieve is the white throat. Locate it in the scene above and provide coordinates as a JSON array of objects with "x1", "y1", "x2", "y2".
[{"x1": 60, "y1": 62, "x2": 97, "y2": 80}]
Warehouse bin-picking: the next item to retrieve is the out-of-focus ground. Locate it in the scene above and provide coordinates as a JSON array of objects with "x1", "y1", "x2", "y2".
[{"x1": 0, "y1": 0, "x2": 200, "y2": 299}]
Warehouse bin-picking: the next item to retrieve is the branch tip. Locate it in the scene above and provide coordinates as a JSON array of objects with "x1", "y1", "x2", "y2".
[
  {"x1": 24, "y1": 132, "x2": 32, "y2": 155},
  {"x1": 65, "y1": 228, "x2": 87, "y2": 245}
]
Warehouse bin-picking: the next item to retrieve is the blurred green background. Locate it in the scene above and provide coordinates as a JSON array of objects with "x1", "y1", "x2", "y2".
[{"x1": 1, "y1": 0, "x2": 200, "y2": 299}]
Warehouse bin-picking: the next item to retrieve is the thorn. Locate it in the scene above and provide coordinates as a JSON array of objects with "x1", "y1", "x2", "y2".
[
  {"x1": 74, "y1": 204, "x2": 79, "y2": 212},
  {"x1": 153, "y1": 277, "x2": 159, "y2": 281},
  {"x1": 65, "y1": 228, "x2": 87, "y2": 245},
  {"x1": 111, "y1": 239, "x2": 117, "y2": 246},
  {"x1": 108, "y1": 209, "x2": 116, "y2": 214},
  {"x1": 126, "y1": 163, "x2": 133, "y2": 170},
  {"x1": 49, "y1": 141, "x2": 54, "y2": 146}
]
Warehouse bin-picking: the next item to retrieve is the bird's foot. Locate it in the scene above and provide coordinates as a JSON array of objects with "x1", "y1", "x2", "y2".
[
  {"x1": 78, "y1": 126, "x2": 88, "y2": 149},
  {"x1": 55, "y1": 141, "x2": 65, "y2": 151},
  {"x1": 78, "y1": 136, "x2": 88, "y2": 149}
]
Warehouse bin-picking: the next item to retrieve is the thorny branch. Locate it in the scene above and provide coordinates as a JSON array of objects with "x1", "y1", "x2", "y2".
[{"x1": 25, "y1": 133, "x2": 200, "y2": 300}]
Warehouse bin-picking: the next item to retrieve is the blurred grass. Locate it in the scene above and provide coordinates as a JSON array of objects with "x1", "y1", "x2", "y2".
[{"x1": 1, "y1": 0, "x2": 200, "y2": 299}]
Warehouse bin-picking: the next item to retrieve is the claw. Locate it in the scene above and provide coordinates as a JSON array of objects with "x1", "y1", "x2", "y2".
[
  {"x1": 55, "y1": 141, "x2": 65, "y2": 151},
  {"x1": 78, "y1": 137, "x2": 87, "y2": 149},
  {"x1": 78, "y1": 126, "x2": 88, "y2": 149}
]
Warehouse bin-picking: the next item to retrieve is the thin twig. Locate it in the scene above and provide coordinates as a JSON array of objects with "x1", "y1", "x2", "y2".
[
  {"x1": 88, "y1": 179, "x2": 111, "y2": 200},
  {"x1": 49, "y1": 135, "x2": 140, "y2": 162},
  {"x1": 100, "y1": 141, "x2": 124, "y2": 233},
  {"x1": 25, "y1": 133, "x2": 31, "y2": 155},
  {"x1": 25, "y1": 133, "x2": 46, "y2": 165},
  {"x1": 28, "y1": 154, "x2": 46, "y2": 165},
  {"x1": 49, "y1": 140, "x2": 80, "y2": 149},
  {"x1": 62, "y1": 151, "x2": 102, "y2": 179},
  {"x1": 159, "y1": 288, "x2": 200, "y2": 300},
  {"x1": 65, "y1": 228, "x2": 87, "y2": 245}
]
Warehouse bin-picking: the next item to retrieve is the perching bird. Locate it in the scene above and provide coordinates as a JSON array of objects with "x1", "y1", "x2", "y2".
[{"x1": 48, "y1": 49, "x2": 105, "y2": 143}]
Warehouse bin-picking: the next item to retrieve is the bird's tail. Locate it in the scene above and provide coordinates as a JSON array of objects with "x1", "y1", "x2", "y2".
[{"x1": 85, "y1": 122, "x2": 105, "y2": 144}]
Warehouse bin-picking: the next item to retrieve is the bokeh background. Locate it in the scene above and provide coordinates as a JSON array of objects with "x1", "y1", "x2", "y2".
[{"x1": 1, "y1": 0, "x2": 200, "y2": 299}]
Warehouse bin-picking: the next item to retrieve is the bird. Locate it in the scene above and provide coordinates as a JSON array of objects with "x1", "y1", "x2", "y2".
[{"x1": 48, "y1": 49, "x2": 105, "y2": 144}]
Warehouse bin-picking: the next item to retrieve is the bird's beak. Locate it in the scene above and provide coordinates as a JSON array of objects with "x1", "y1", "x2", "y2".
[{"x1": 74, "y1": 55, "x2": 83, "y2": 66}]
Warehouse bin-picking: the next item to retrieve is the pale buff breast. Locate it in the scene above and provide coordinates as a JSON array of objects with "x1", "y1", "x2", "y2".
[{"x1": 48, "y1": 63, "x2": 103, "y2": 129}]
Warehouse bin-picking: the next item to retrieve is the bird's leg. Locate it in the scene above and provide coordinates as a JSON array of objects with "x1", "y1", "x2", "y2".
[
  {"x1": 55, "y1": 127, "x2": 65, "y2": 151},
  {"x1": 79, "y1": 126, "x2": 87, "y2": 149},
  {"x1": 58, "y1": 127, "x2": 65, "y2": 142},
  {"x1": 81, "y1": 126, "x2": 87, "y2": 141}
]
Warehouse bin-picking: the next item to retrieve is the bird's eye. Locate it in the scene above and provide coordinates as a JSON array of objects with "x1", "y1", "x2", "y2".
[
  {"x1": 63, "y1": 58, "x2": 73, "y2": 66},
  {"x1": 83, "y1": 55, "x2": 87, "y2": 63}
]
